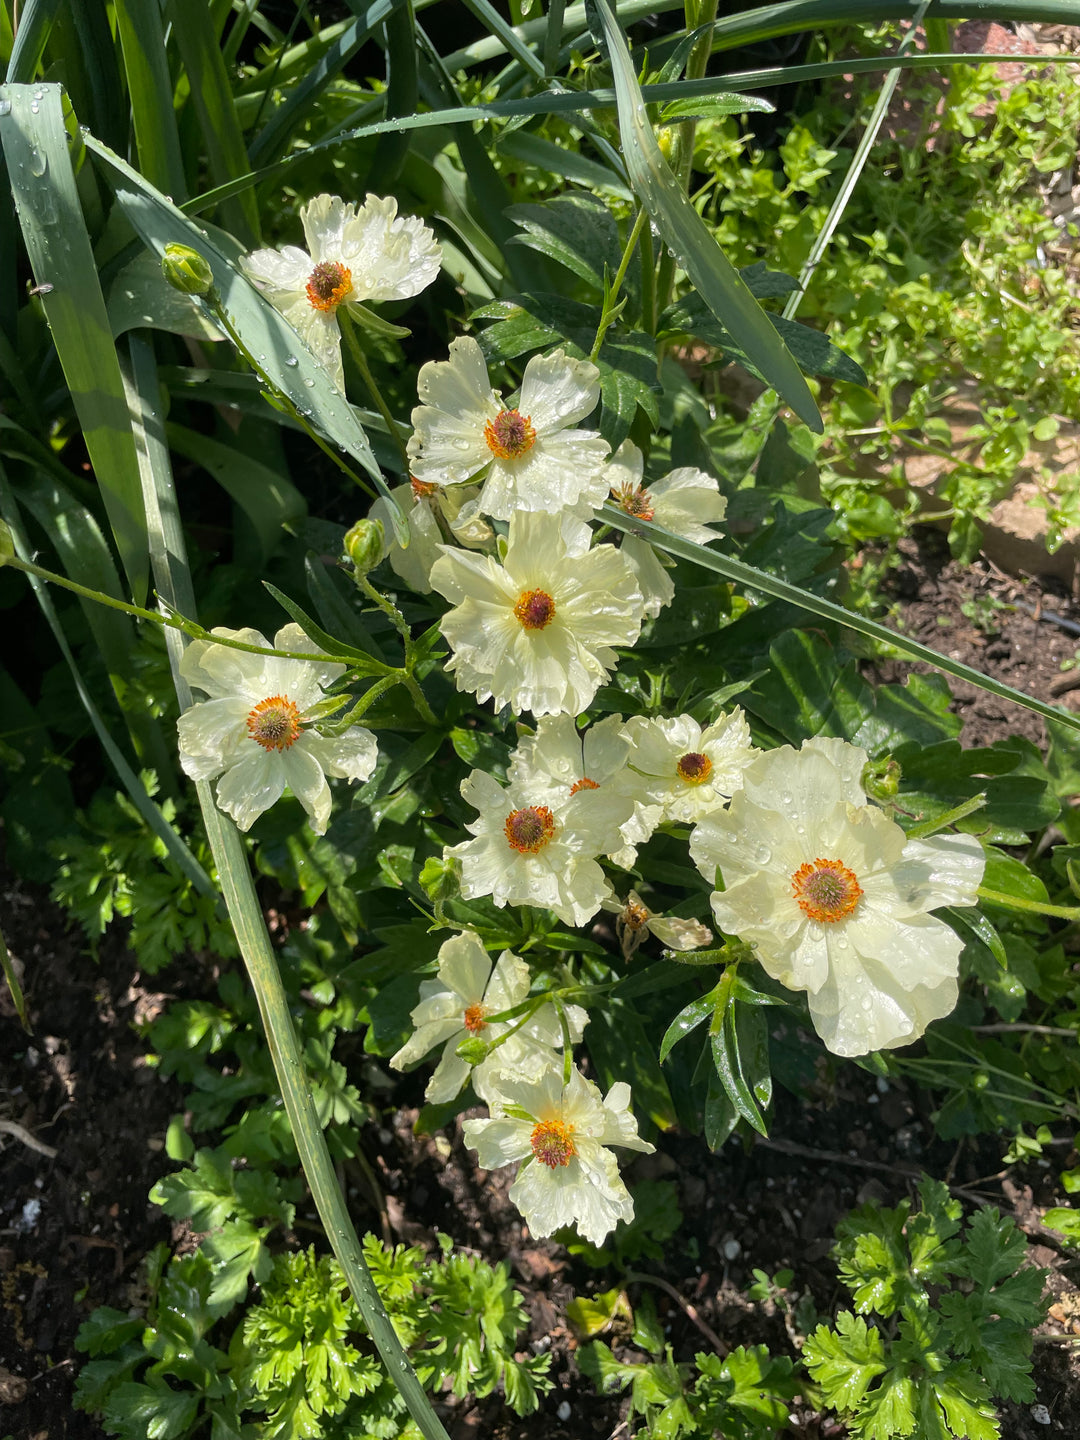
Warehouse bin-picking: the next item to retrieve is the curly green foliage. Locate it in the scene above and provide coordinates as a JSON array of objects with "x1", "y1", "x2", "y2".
[
  {"x1": 580, "y1": 1339, "x2": 799, "y2": 1439},
  {"x1": 50, "y1": 778, "x2": 235, "y2": 973},
  {"x1": 75, "y1": 1237, "x2": 551, "y2": 1440},
  {"x1": 804, "y1": 1177, "x2": 1048, "y2": 1439}
]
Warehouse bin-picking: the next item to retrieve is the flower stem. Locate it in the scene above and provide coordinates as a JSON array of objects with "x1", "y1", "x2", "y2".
[
  {"x1": 352, "y1": 573, "x2": 439, "y2": 725},
  {"x1": 5, "y1": 552, "x2": 394, "y2": 673},
  {"x1": 339, "y1": 309, "x2": 412, "y2": 472},
  {"x1": 978, "y1": 885, "x2": 1080, "y2": 921},
  {"x1": 590, "y1": 207, "x2": 648, "y2": 363}
]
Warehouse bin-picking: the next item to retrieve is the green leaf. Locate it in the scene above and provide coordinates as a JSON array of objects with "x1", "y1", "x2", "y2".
[
  {"x1": 1042, "y1": 1206, "x2": 1080, "y2": 1245},
  {"x1": 658, "y1": 91, "x2": 775, "y2": 123},
  {"x1": 0, "y1": 86, "x2": 148, "y2": 601},
  {"x1": 262, "y1": 581, "x2": 393, "y2": 673},
  {"x1": 104, "y1": 1380, "x2": 199, "y2": 1440},
  {"x1": 114, "y1": 0, "x2": 185, "y2": 198},
  {"x1": 592, "y1": 0, "x2": 821, "y2": 432},
  {"x1": 803, "y1": 1311, "x2": 886, "y2": 1412},
  {"x1": 659, "y1": 985, "x2": 721, "y2": 1063}
]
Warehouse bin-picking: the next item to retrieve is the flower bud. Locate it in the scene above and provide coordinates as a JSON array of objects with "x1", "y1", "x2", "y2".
[
  {"x1": 862, "y1": 756, "x2": 901, "y2": 804},
  {"x1": 0, "y1": 520, "x2": 14, "y2": 565},
  {"x1": 161, "y1": 244, "x2": 214, "y2": 296},
  {"x1": 343, "y1": 518, "x2": 385, "y2": 575},
  {"x1": 420, "y1": 854, "x2": 461, "y2": 905},
  {"x1": 454, "y1": 1036, "x2": 491, "y2": 1067}
]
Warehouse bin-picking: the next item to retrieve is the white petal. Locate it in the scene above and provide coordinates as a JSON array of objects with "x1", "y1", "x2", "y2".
[
  {"x1": 298, "y1": 726, "x2": 377, "y2": 783},
  {"x1": 177, "y1": 697, "x2": 251, "y2": 779},
  {"x1": 280, "y1": 744, "x2": 332, "y2": 834},
  {"x1": 214, "y1": 749, "x2": 287, "y2": 831},
  {"x1": 179, "y1": 628, "x2": 272, "y2": 701},
  {"x1": 339, "y1": 194, "x2": 441, "y2": 301},
  {"x1": 462, "y1": 1115, "x2": 533, "y2": 1169},
  {"x1": 300, "y1": 193, "x2": 355, "y2": 264},
  {"x1": 425, "y1": 1045, "x2": 472, "y2": 1104},
  {"x1": 240, "y1": 244, "x2": 311, "y2": 298},
  {"x1": 438, "y1": 931, "x2": 493, "y2": 1004},
  {"x1": 517, "y1": 349, "x2": 601, "y2": 433}
]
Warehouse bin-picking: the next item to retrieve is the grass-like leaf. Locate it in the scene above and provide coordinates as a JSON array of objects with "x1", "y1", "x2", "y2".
[
  {"x1": 0, "y1": 85, "x2": 149, "y2": 601},
  {"x1": 591, "y1": 0, "x2": 821, "y2": 432},
  {"x1": 602, "y1": 504, "x2": 1080, "y2": 739},
  {"x1": 114, "y1": 0, "x2": 186, "y2": 198}
]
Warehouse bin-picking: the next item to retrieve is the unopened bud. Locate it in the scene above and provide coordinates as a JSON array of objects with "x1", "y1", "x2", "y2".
[
  {"x1": 454, "y1": 1036, "x2": 490, "y2": 1066},
  {"x1": 0, "y1": 520, "x2": 14, "y2": 565},
  {"x1": 161, "y1": 244, "x2": 214, "y2": 296},
  {"x1": 420, "y1": 854, "x2": 461, "y2": 905},
  {"x1": 344, "y1": 518, "x2": 385, "y2": 575},
  {"x1": 862, "y1": 756, "x2": 901, "y2": 804}
]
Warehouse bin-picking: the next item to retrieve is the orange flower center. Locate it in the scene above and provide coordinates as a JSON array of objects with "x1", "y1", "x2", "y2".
[
  {"x1": 306, "y1": 260, "x2": 353, "y2": 312},
  {"x1": 246, "y1": 694, "x2": 302, "y2": 751},
  {"x1": 569, "y1": 776, "x2": 600, "y2": 796},
  {"x1": 612, "y1": 480, "x2": 655, "y2": 521},
  {"x1": 530, "y1": 1118, "x2": 576, "y2": 1169},
  {"x1": 514, "y1": 588, "x2": 556, "y2": 630},
  {"x1": 463, "y1": 1003, "x2": 487, "y2": 1035},
  {"x1": 410, "y1": 475, "x2": 437, "y2": 499},
  {"x1": 791, "y1": 857, "x2": 864, "y2": 924},
  {"x1": 484, "y1": 408, "x2": 536, "y2": 460},
  {"x1": 676, "y1": 751, "x2": 712, "y2": 784},
  {"x1": 504, "y1": 805, "x2": 555, "y2": 854}
]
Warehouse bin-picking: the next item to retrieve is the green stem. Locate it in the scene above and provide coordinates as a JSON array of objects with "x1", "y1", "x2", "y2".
[
  {"x1": 5, "y1": 553, "x2": 391, "y2": 673},
  {"x1": 590, "y1": 207, "x2": 648, "y2": 362},
  {"x1": 978, "y1": 886, "x2": 1080, "y2": 922},
  {"x1": 339, "y1": 310, "x2": 412, "y2": 472},
  {"x1": 905, "y1": 792, "x2": 987, "y2": 839}
]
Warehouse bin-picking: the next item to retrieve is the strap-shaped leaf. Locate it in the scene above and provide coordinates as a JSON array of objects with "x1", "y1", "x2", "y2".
[
  {"x1": 0, "y1": 85, "x2": 149, "y2": 601},
  {"x1": 590, "y1": 0, "x2": 822, "y2": 432},
  {"x1": 602, "y1": 503, "x2": 1080, "y2": 740}
]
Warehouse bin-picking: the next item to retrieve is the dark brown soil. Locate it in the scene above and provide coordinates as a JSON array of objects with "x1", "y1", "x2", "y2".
[
  {"x1": 871, "y1": 526, "x2": 1080, "y2": 750},
  {"x1": 4, "y1": 536, "x2": 1080, "y2": 1440}
]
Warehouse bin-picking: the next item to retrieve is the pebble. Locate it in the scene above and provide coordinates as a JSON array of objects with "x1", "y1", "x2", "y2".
[
  {"x1": 556, "y1": 1401, "x2": 572, "y2": 1421},
  {"x1": 1031, "y1": 1404, "x2": 1051, "y2": 1426},
  {"x1": 722, "y1": 1238, "x2": 741, "y2": 1260}
]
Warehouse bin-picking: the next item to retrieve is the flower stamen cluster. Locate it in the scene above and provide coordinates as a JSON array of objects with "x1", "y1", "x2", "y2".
[
  {"x1": 792, "y1": 857, "x2": 863, "y2": 923},
  {"x1": 246, "y1": 694, "x2": 302, "y2": 751}
]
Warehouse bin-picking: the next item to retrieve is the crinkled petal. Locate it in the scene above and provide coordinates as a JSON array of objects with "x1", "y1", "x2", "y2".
[
  {"x1": 280, "y1": 744, "x2": 332, "y2": 834},
  {"x1": 298, "y1": 726, "x2": 377, "y2": 783},
  {"x1": 518, "y1": 349, "x2": 601, "y2": 433},
  {"x1": 177, "y1": 697, "x2": 251, "y2": 780},
  {"x1": 214, "y1": 749, "x2": 287, "y2": 832},
  {"x1": 462, "y1": 1115, "x2": 533, "y2": 1169},
  {"x1": 425, "y1": 1042, "x2": 473, "y2": 1104},
  {"x1": 180, "y1": 628, "x2": 272, "y2": 701}
]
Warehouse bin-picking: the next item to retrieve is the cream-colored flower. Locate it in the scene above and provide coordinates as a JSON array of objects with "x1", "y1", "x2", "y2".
[
  {"x1": 448, "y1": 769, "x2": 616, "y2": 927},
  {"x1": 623, "y1": 710, "x2": 759, "y2": 823},
  {"x1": 429, "y1": 510, "x2": 646, "y2": 717},
  {"x1": 462, "y1": 1067, "x2": 654, "y2": 1245},
  {"x1": 408, "y1": 338, "x2": 610, "y2": 520},
  {"x1": 241, "y1": 193, "x2": 440, "y2": 389},
  {"x1": 602, "y1": 890, "x2": 712, "y2": 959},
  {"x1": 508, "y1": 713, "x2": 659, "y2": 866},
  {"x1": 177, "y1": 623, "x2": 376, "y2": 834},
  {"x1": 368, "y1": 479, "x2": 491, "y2": 593},
  {"x1": 389, "y1": 932, "x2": 585, "y2": 1104},
  {"x1": 689, "y1": 738, "x2": 986, "y2": 1056},
  {"x1": 607, "y1": 441, "x2": 727, "y2": 616}
]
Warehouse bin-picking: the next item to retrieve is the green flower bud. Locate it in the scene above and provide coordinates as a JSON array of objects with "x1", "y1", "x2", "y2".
[
  {"x1": 344, "y1": 518, "x2": 386, "y2": 575},
  {"x1": 420, "y1": 854, "x2": 461, "y2": 905},
  {"x1": 0, "y1": 520, "x2": 14, "y2": 565},
  {"x1": 454, "y1": 1036, "x2": 490, "y2": 1066},
  {"x1": 161, "y1": 244, "x2": 214, "y2": 296},
  {"x1": 862, "y1": 756, "x2": 901, "y2": 804}
]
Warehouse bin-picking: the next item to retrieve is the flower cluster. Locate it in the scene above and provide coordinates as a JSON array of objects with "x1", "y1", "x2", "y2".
[{"x1": 392, "y1": 932, "x2": 653, "y2": 1245}]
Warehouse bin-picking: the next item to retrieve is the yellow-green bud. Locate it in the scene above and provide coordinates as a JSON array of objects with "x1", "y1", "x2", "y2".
[
  {"x1": 862, "y1": 756, "x2": 901, "y2": 804},
  {"x1": 420, "y1": 854, "x2": 461, "y2": 905},
  {"x1": 454, "y1": 1036, "x2": 490, "y2": 1066},
  {"x1": 344, "y1": 517, "x2": 385, "y2": 575},
  {"x1": 161, "y1": 244, "x2": 214, "y2": 296},
  {"x1": 0, "y1": 519, "x2": 14, "y2": 565}
]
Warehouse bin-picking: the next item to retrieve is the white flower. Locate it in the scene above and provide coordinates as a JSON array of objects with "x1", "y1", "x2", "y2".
[
  {"x1": 508, "y1": 713, "x2": 659, "y2": 866},
  {"x1": 368, "y1": 479, "x2": 491, "y2": 594},
  {"x1": 448, "y1": 769, "x2": 616, "y2": 927},
  {"x1": 607, "y1": 441, "x2": 727, "y2": 616},
  {"x1": 462, "y1": 1067, "x2": 654, "y2": 1245},
  {"x1": 623, "y1": 710, "x2": 759, "y2": 823},
  {"x1": 602, "y1": 890, "x2": 712, "y2": 959},
  {"x1": 407, "y1": 338, "x2": 611, "y2": 520},
  {"x1": 429, "y1": 510, "x2": 646, "y2": 717},
  {"x1": 389, "y1": 932, "x2": 585, "y2": 1104},
  {"x1": 689, "y1": 738, "x2": 986, "y2": 1057},
  {"x1": 177, "y1": 623, "x2": 377, "y2": 834},
  {"x1": 241, "y1": 193, "x2": 440, "y2": 389}
]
